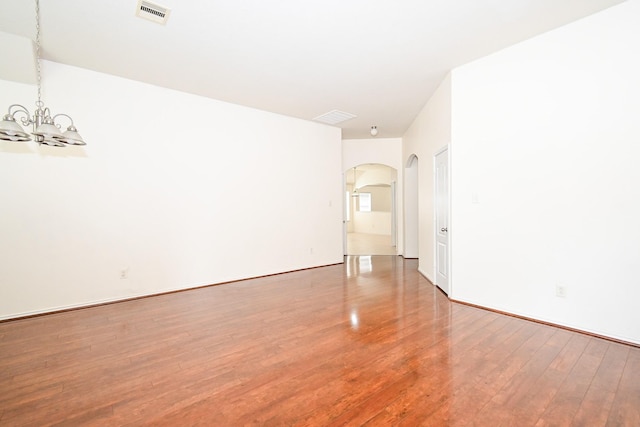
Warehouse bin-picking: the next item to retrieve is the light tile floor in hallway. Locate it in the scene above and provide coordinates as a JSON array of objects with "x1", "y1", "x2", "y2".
[{"x1": 347, "y1": 232, "x2": 397, "y2": 255}]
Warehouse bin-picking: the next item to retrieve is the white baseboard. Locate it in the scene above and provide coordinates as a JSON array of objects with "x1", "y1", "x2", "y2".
[{"x1": 417, "y1": 268, "x2": 435, "y2": 285}]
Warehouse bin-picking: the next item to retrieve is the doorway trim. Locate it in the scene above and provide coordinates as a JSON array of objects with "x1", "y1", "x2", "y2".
[
  {"x1": 404, "y1": 154, "x2": 419, "y2": 258},
  {"x1": 343, "y1": 163, "x2": 398, "y2": 256}
]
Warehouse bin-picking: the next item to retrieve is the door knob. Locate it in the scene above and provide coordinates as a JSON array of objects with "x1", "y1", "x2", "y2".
[{"x1": 441, "y1": 227, "x2": 448, "y2": 232}]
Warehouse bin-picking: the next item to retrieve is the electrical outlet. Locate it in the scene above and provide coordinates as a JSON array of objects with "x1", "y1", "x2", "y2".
[
  {"x1": 120, "y1": 268, "x2": 129, "y2": 280},
  {"x1": 556, "y1": 285, "x2": 566, "y2": 298}
]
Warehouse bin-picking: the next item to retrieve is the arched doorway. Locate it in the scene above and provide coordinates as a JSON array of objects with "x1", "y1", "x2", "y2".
[{"x1": 345, "y1": 163, "x2": 397, "y2": 256}]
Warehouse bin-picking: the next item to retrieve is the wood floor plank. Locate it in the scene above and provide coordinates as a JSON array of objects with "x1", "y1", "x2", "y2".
[
  {"x1": 508, "y1": 332, "x2": 590, "y2": 425},
  {"x1": 0, "y1": 256, "x2": 638, "y2": 426},
  {"x1": 605, "y1": 347, "x2": 640, "y2": 427},
  {"x1": 471, "y1": 324, "x2": 558, "y2": 423},
  {"x1": 534, "y1": 337, "x2": 610, "y2": 426},
  {"x1": 393, "y1": 315, "x2": 525, "y2": 425},
  {"x1": 573, "y1": 341, "x2": 630, "y2": 427}
]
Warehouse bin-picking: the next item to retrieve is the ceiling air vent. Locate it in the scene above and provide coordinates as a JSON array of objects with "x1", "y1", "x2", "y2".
[
  {"x1": 313, "y1": 110, "x2": 357, "y2": 125},
  {"x1": 136, "y1": 0, "x2": 171, "y2": 25}
]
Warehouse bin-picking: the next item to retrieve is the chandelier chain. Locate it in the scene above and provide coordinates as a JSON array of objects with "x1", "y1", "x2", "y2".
[{"x1": 35, "y1": 0, "x2": 43, "y2": 108}]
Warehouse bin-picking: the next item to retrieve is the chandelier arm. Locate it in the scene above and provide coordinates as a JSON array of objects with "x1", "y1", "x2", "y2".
[
  {"x1": 52, "y1": 113, "x2": 75, "y2": 128},
  {"x1": 7, "y1": 104, "x2": 33, "y2": 127},
  {"x1": 51, "y1": 113, "x2": 86, "y2": 145},
  {"x1": 33, "y1": 107, "x2": 53, "y2": 132}
]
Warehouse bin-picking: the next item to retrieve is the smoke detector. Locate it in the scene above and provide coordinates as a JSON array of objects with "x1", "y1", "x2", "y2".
[{"x1": 136, "y1": 0, "x2": 171, "y2": 25}]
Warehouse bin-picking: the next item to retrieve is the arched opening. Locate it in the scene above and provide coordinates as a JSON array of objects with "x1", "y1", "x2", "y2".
[
  {"x1": 404, "y1": 154, "x2": 419, "y2": 258},
  {"x1": 344, "y1": 163, "x2": 397, "y2": 256}
]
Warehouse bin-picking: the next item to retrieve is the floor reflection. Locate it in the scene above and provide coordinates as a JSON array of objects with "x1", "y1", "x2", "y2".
[
  {"x1": 339, "y1": 255, "x2": 454, "y2": 422},
  {"x1": 345, "y1": 255, "x2": 373, "y2": 277}
]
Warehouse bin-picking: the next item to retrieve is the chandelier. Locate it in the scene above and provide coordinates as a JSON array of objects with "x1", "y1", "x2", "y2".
[
  {"x1": 0, "y1": 0, "x2": 85, "y2": 146},
  {"x1": 351, "y1": 166, "x2": 359, "y2": 197}
]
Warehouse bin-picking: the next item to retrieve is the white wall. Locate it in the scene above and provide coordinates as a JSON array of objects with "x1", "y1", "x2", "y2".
[
  {"x1": 451, "y1": 0, "x2": 640, "y2": 344},
  {"x1": 360, "y1": 185, "x2": 391, "y2": 212},
  {"x1": 402, "y1": 74, "x2": 451, "y2": 280},
  {"x1": 0, "y1": 31, "x2": 36, "y2": 84},
  {"x1": 0, "y1": 62, "x2": 343, "y2": 319},
  {"x1": 343, "y1": 138, "x2": 403, "y2": 253}
]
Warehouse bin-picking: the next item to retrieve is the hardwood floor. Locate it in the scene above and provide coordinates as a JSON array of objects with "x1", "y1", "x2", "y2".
[{"x1": 1, "y1": 256, "x2": 638, "y2": 426}]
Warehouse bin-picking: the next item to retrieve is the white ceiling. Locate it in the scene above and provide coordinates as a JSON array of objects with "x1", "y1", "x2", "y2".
[{"x1": 0, "y1": 0, "x2": 627, "y2": 138}]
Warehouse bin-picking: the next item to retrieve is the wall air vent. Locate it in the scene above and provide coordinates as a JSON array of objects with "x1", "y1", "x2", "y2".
[{"x1": 136, "y1": 0, "x2": 171, "y2": 25}]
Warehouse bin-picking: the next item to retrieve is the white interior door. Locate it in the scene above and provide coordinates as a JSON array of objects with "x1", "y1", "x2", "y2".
[{"x1": 435, "y1": 148, "x2": 450, "y2": 294}]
